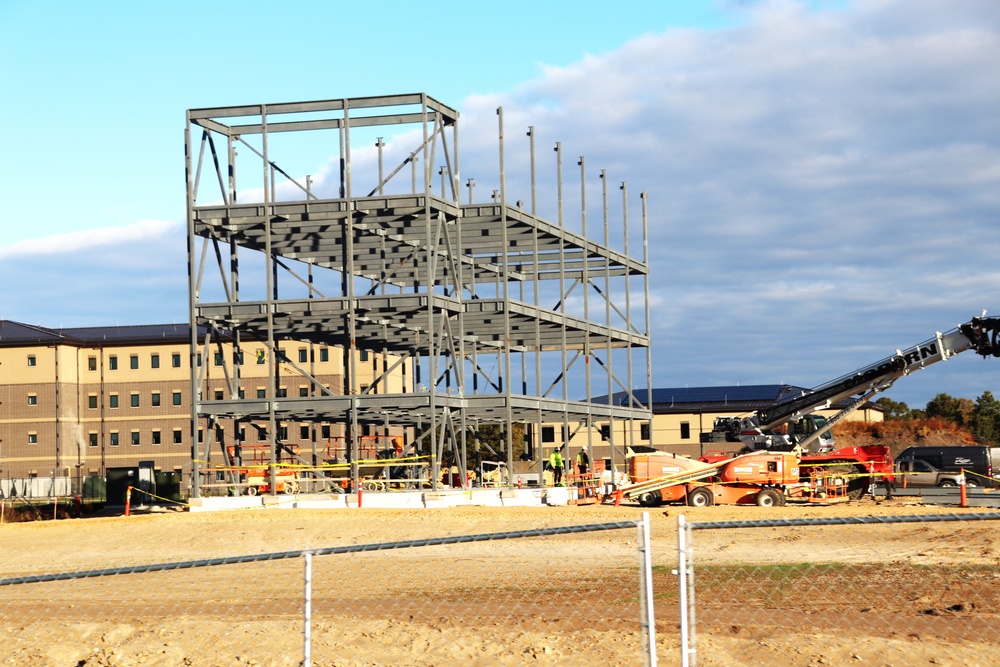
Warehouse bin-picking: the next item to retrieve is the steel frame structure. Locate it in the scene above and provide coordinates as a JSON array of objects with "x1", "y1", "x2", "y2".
[{"x1": 184, "y1": 93, "x2": 651, "y2": 496}]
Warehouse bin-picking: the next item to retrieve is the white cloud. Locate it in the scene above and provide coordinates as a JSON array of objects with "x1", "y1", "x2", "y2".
[
  {"x1": 7, "y1": 0, "x2": 1000, "y2": 408},
  {"x1": 450, "y1": 0, "x2": 1000, "y2": 406},
  {"x1": 0, "y1": 219, "x2": 181, "y2": 259}
]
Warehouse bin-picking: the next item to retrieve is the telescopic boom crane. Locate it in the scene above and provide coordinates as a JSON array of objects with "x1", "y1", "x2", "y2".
[{"x1": 715, "y1": 314, "x2": 1000, "y2": 454}]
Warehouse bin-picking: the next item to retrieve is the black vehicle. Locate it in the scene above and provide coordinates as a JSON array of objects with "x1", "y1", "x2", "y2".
[{"x1": 895, "y1": 445, "x2": 997, "y2": 487}]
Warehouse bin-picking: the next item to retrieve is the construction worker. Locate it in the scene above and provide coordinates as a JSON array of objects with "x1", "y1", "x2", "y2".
[
  {"x1": 549, "y1": 447, "x2": 564, "y2": 486},
  {"x1": 576, "y1": 449, "x2": 590, "y2": 476}
]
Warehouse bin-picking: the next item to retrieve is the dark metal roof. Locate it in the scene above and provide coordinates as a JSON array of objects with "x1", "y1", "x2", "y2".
[
  {"x1": 59, "y1": 323, "x2": 193, "y2": 344},
  {"x1": 0, "y1": 320, "x2": 209, "y2": 347},
  {"x1": 598, "y1": 384, "x2": 883, "y2": 415},
  {"x1": 0, "y1": 320, "x2": 67, "y2": 344}
]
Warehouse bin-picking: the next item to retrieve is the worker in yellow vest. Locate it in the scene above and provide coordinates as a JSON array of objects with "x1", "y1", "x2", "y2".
[{"x1": 549, "y1": 448, "x2": 564, "y2": 486}]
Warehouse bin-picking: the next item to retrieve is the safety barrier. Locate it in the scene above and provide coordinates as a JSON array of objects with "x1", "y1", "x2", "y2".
[
  {"x1": 0, "y1": 514, "x2": 660, "y2": 666},
  {"x1": 675, "y1": 512, "x2": 1000, "y2": 666}
]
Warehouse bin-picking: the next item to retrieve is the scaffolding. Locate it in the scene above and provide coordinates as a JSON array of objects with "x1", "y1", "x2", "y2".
[{"x1": 183, "y1": 93, "x2": 651, "y2": 496}]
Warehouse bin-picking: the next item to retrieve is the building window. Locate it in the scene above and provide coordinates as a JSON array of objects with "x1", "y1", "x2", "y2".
[
  {"x1": 151, "y1": 392, "x2": 161, "y2": 407},
  {"x1": 151, "y1": 353, "x2": 160, "y2": 369},
  {"x1": 214, "y1": 389, "x2": 224, "y2": 401},
  {"x1": 238, "y1": 388, "x2": 245, "y2": 399},
  {"x1": 257, "y1": 388, "x2": 266, "y2": 399},
  {"x1": 27, "y1": 355, "x2": 36, "y2": 367},
  {"x1": 196, "y1": 353, "x2": 202, "y2": 367},
  {"x1": 198, "y1": 429, "x2": 204, "y2": 444},
  {"x1": 256, "y1": 350, "x2": 266, "y2": 365},
  {"x1": 173, "y1": 428, "x2": 183, "y2": 444},
  {"x1": 28, "y1": 432, "x2": 38, "y2": 444},
  {"x1": 542, "y1": 426, "x2": 555, "y2": 443},
  {"x1": 321, "y1": 425, "x2": 331, "y2": 439},
  {"x1": 300, "y1": 425, "x2": 310, "y2": 439},
  {"x1": 360, "y1": 349, "x2": 370, "y2": 362},
  {"x1": 130, "y1": 393, "x2": 140, "y2": 408},
  {"x1": 130, "y1": 354, "x2": 139, "y2": 370},
  {"x1": 172, "y1": 391, "x2": 182, "y2": 406},
  {"x1": 88, "y1": 395, "x2": 98, "y2": 409},
  {"x1": 109, "y1": 355, "x2": 118, "y2": 370},
  {"x1": 640, "y1": 422, "x2": 651, "y2": 441},
  {"x1": 131, "y1": 431, "x2": 140, "y2": 446},
  {"x1": 152, "y1": 430, "x2": 161, "y2": 445},
  {"x1": 88, "y1": 356, "x2": 97, "y2": 371},
  {"x1": 680, "y1": 422, "x2": 691, "y2": 440},
  {"x1": 277, "y1": 387, "x2": 287, "y2": 398},
  {"x1": 109, "y1": 393, "x2": 119, "y2": 409},
  {"x1": 278, "y1": 426, "x2": 288, "y2": 440},
  {"x1": 257, "y1": 428, "x2": 266, "y2": 442},
  {"x1": 110, "y1": 431, "x2": 120, "y2": 447},
  {"x1": 319, "y1": 348, "x2": 329, "y2": 362},
  {"x1": 214, "y1": 351, "x2": 224, "y2": 366},
  {"x1": 233, "y1": 351, "x2": 244, "y2": 365},
  {"x1": 89, "y1": 432, "x2": 98, "y2": 448},
  {"x1": 298, "y1": 349, "x2": 308, "y2": 363},
  {"x1": 299, "y1": 386, "x2": 309, "y2": 397},
  {"x1": 172, "y1": 352, "x2": 181, "y2": 368},
  {"x1": 27, "y1": 394, "x2": 37, "y2": 406}
]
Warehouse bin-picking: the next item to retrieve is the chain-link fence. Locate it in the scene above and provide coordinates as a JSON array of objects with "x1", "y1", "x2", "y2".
[
  {"x1": 677, "y1": 512, "x2": 1000, "y2": 667},
  {"x1": 0, "y1": 517, "x2": 659, "y2": 666}
]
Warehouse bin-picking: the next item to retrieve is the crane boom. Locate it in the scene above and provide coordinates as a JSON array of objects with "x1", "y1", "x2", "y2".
[{"x1": 710, "y1": 315, "x2": 1000, "y2": 453}]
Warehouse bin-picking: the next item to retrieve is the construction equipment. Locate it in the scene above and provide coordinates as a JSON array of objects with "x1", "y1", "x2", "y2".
[
  {"x1": 629, "y1": 314, "x2": 1000, "y2": 506},
  {"x1": 624, "y1": 450, "x2": 801, "y2": 507}
]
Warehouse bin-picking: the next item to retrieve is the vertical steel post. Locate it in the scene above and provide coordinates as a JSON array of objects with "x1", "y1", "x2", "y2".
[
  {"x1": 184, "y1": 114, "x2": 201, "y2": 498},
  {"x1": 497, "y1": 107, "x2": 515, "y2": 476},
  {"x1": 641, "y1": 193, "x2": 652, "y2": 426},
  {"x1": 260, "y1": 104, "x2": 279, "y2": 496},
  {"x1": 376, "y1": 137, "x2": 385, "y2": 195},
  {"x1": 303, "y1": 551, "x2": 313, "y2": 667},
  {"x1": 555, "y1": 142, "x2": 567, "y2": 483},
  {"x1": 677, "y1": 514, "x2": 697, "y2": 667},
  {"x1": 638, "y1": 511, "x2": 658, "y2": 667},
  {"x1": 528, "y1": 126, "x2": 543, "y2": 471}
]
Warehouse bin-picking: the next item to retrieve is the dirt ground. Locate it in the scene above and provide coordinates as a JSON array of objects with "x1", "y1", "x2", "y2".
[{"x1": 2, "y1": 495, "x2": 999, "y2": 666}]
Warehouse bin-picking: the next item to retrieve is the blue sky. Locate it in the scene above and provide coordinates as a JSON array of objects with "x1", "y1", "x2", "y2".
[{"x1": 2, "y1": 0, "x2": 999, "y2": 410}]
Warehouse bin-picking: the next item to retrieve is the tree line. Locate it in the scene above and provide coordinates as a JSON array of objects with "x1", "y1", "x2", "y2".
[{"x1": 875, "y1": 391, "x2": 1000, "y2": 446}]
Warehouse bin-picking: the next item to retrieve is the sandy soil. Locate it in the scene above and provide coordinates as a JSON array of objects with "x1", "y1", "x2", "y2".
[{"x1": 1, "y1": 496, "x2": 999, "y2": 666}]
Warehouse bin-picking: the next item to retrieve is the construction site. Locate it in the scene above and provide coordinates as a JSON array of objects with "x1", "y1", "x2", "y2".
[{"x1": 184, "y1": 93, "x2": 652, "y2": 505}]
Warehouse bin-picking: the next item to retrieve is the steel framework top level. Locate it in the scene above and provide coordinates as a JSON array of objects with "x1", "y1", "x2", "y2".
[{"x1": 187, "y1": 93, "x2": 458, "y2": 135}]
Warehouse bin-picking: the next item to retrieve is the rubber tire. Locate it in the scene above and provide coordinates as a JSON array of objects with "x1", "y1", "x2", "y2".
[
  {"x1": 283, "y1": 484, "x2": 296, "y2": 494},
  {"x1": 246, "y1": 486, "x2": 258, "y2": 496},
  {"x1": 966, "y1": 479, "x2": 980, "y2": 488},
  {"x1": 638, "y1": 492, "x2": 661, "y2": 507},
  {"x1": 755, "y1": 489, "x2": 782, "y2": 508},
  {"x1": 939, "y1": 480, "x2": 956, "y2": 488},
  {"x1": 687, "y1": 488, "x2": 714, "y2": 507}
]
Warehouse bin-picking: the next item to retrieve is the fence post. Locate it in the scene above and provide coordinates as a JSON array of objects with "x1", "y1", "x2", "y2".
[
  {"x1": 303, "y1": 552, "x2": 312, "y2": 667},
  {"x1": 677, "y1": 514, "x2": 696, "y2": 667},
  {"x1": 637, "y1": 511, "x2": 658, "y2": 667}
]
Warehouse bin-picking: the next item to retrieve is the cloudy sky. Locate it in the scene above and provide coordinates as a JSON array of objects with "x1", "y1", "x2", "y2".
[{"x1": 2, "y1": 0, "x2": 998, "y2": 409}]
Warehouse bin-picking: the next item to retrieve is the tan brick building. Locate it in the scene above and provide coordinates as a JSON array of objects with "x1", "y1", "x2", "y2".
[
  {"x1": 531, "y1": 385, "x2": 884, "y2": 471},
  {"x1": 0, "y1": 320, "x2": 402, "y2": 498}
]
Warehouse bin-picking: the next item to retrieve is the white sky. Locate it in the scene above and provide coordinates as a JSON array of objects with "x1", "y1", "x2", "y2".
[{"x1": 2, "y1": 0, "x2": 998, "y2": 409}]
